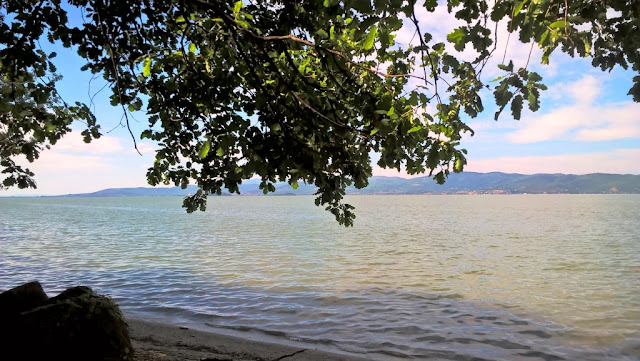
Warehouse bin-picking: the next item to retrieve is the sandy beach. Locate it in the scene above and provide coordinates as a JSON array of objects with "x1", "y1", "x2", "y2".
[{"x1": 128, "y1": 318, "x2": 370, "y2": 361}]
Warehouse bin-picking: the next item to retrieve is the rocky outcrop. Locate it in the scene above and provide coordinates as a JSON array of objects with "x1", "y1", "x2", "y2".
[
  {"x1": 0, "y1": 280, "x2": 49, "y2": 316},
  {"x1": 0, "y1": 281, "x2": 133, "y2": 361}
]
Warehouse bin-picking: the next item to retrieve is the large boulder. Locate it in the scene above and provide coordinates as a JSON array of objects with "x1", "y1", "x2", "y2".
[
  {"x1": 0, "y1": 281, "x2": 48, "y2": 317},
  {"x1": 0, "y1": 282, "x2": 134, "y2": 361}
]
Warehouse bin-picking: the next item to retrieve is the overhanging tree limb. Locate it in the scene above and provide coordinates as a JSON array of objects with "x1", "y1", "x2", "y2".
[{"x1": 1, "y1": 0, "x2": 639, "y2": 225}]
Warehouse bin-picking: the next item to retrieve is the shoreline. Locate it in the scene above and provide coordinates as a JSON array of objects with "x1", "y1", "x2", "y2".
[{"x1": 128, "y1": 318, "x2": 370, "y2": 361}]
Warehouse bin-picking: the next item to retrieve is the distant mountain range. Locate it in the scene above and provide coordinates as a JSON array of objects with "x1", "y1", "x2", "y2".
[{"x1": 56, "y1": 172, "x2": 640, "y2": 197}]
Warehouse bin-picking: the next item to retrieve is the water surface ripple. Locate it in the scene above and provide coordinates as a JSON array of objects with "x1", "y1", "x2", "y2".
[{"x1": 1, "y1": 195, "x2": 639, "y2": 360}]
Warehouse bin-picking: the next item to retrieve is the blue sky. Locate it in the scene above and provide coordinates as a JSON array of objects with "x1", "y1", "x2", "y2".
[{"x1": 4, "y1": 5, "x2": 640, "y2": 195}]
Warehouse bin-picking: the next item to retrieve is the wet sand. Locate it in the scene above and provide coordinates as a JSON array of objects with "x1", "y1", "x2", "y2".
[{"x1": 128, "y1": 318, "x2": 370, "y2": 361}]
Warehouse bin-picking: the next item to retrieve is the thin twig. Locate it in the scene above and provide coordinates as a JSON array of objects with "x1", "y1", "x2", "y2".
[
  {"x1": 270, "y1": 349, "x2": 307, "y2": 361},
  {"x1": 409, "y1": 0, "x2": 441, "y2": 105},
  {"x1": 564, "y1": 0, "x2": 569, "y2": 36},
  {"x1": 502, "y1": 0, "x2": 520, "y2": 65},
  {"x1": 95, "y1": 5, "x2": 142, "y2": 155},
  {"x1": 524, "y1": 41, "x2": 535, "y2": 70},
  {"x1": 477, "y1": 2, "x2": 500, "y2": 75}
]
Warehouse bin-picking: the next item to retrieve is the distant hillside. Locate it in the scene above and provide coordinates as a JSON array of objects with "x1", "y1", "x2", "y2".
[
  {"x1": 62, "y1": 186, "x2": 201, "y2": 197},
  {"x1": 56, "y1": 172, "x2": 640, "y2": 197},
  {"x1": 346, "y1": 172, "x2": 640, "y2": 194}
]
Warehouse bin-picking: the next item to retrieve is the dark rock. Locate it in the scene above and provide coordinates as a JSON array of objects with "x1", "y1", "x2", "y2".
[
  {"x1": 1, "y1": 283, "x2": 133, "y2": 361},
  {"x1": 0, "y1": 281, "x2": 48, "y2": 317}
]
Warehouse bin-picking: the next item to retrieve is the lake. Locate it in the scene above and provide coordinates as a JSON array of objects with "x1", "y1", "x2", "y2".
[{"x1": 1, "y1": 195, "x2": 638, "y2": 360}]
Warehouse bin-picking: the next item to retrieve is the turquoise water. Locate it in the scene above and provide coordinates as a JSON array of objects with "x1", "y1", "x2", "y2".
[{"x1": 1, "y1": 195, "x2": 638, "y2": 360}]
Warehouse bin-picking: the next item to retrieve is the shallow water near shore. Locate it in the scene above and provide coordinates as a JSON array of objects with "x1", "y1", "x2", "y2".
[{"x1": 1, "y1": 194, "x2": 639, "y2": 360}]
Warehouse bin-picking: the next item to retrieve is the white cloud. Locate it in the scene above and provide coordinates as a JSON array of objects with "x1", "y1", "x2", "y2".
[
  {"x1": 372, "y1": 148, "x2": 640, "y2": 176},
  {"x1": 24, "y1": 152, "x2": 108, "y2": 172},
  {"x1": 465, "y1": 148, "x2": 640, "y2": 174},
  {"x1": 54, "y1": 132, "x2": 127, "y2": 154},
  {"x1": 545, "y1": 74, "x2": 602, "y2": 104},
  {"x1": 507, "y1": 106, "x2": 588, "y2": 143},
  {"x1": 566, "y1": 75, "x2": 601, "y2": 104},
  {"x1": 508, "y1": 102, "x2": 640, "y2": 143},
  {"x1": 2, "y1": 130, "x2": 158, "y2": 195},
  {"x1": 135, "y1": 141, "x2": 157, "y2": 154},
  {"x1": 8, "y1": 132, "x2": 124, "y2": 173},
  {"x1": 52, "y1": 131, "x2": 157, "y2": 155},
  {"x1": 4, "y1": 147, "x2": 149, "y2": 195},
  {"x1": 506, "y1": 75, "x2": 640, "y2": 143}
]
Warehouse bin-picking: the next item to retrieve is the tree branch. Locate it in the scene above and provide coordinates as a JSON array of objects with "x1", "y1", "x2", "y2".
[{"x1": 185, "y1": 0, "x2": 430, "y2": 83}]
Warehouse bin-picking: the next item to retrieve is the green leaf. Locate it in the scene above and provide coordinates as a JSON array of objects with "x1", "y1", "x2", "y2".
[
  {"x1": 549, "y1": 20, "x2": 566, "y2": 29},
  {"x1": 354, "y1": 16, "x2": 380, "y2": 40},
  {"x1": 511, "y1": 94, "x2": 523, "y2": 120},
  {"x1": 198, "y1": 140, "x2": 211, "y2": 159},
  {"x1": 539, "y1": 29, "x2": 550, "y2": 44},
  {"x1": 541, "y1": 52, "x2": 550, "y2": 65},
  {"x1": 514, "y1": 0, "x2": 528, "y2": 17},
  {"x1": 407, "y1": 125, "x2": 422, "y2": 133},
  {"x1": 527, "y1": 71, "x2": 542, "y2": 82},
  {"x1": 432, "y1": 42, "x2": 445, "y2": 52},
  {"x1": 494, "y1": 81, "x2": 512, "y2": 106},
  {"x1": 424, "y1": 0, "x2": 437, "y2": 10},
  {"x1": 527, "y1": 88, "x2": 540, "y2": 111},
  {"x1": 363, "y1": 25, "x2": 377, "y2": 50},
  {"x1": 351, "y1": 0, "x2": 372, "y2": 12},
  {"x1": 447, "y1": 28, "x2": 466, "y2": 45},
  {"x1": 453, "y1": 157, "x2": 465, "y2": 172},
  {"x1": 316, "y1": 29, "x2": 328, "y2": 39},
  {"x1": 497, "y1": 60, "x2": 514, "y2": 72},
  {"x1": 370, "y1": 128, "x2": 379, "y2": 135},
  {"x1": 291, "y1": 181, "x2": 299, "y2": 189},
  {"x1": 628, "y1": 76, "x2": 640, "y2": 102},
  {"x1": 298, "y1": 57, "x2": 311, "y2": 73},
  {"x1": 142, "y1": 57, "x2": 151, "y2": 77},
  {"x1": 189, "y1": 43, "x2": 196, "y2": 53},
  {"x1": 581, "y1": 34, "x2": 591, "y2": 56},
  {"x1": 233, "y1": 1, "x2": 243, "y2": 16}
]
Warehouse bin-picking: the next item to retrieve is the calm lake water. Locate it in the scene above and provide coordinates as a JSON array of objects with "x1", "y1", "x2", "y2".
[{"x1": 1, "y1": 195, "x2": 638, "y2": 360}]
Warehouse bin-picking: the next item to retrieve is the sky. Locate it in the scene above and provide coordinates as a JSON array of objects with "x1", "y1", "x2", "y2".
[{"x1": 4, "y1": 3, "x2": 640, "y2": 196}]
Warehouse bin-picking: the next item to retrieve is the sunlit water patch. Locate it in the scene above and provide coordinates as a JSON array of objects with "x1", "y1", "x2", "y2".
[{"x1": 1, "y1": 195, "x2": 639, "y2": 360}]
